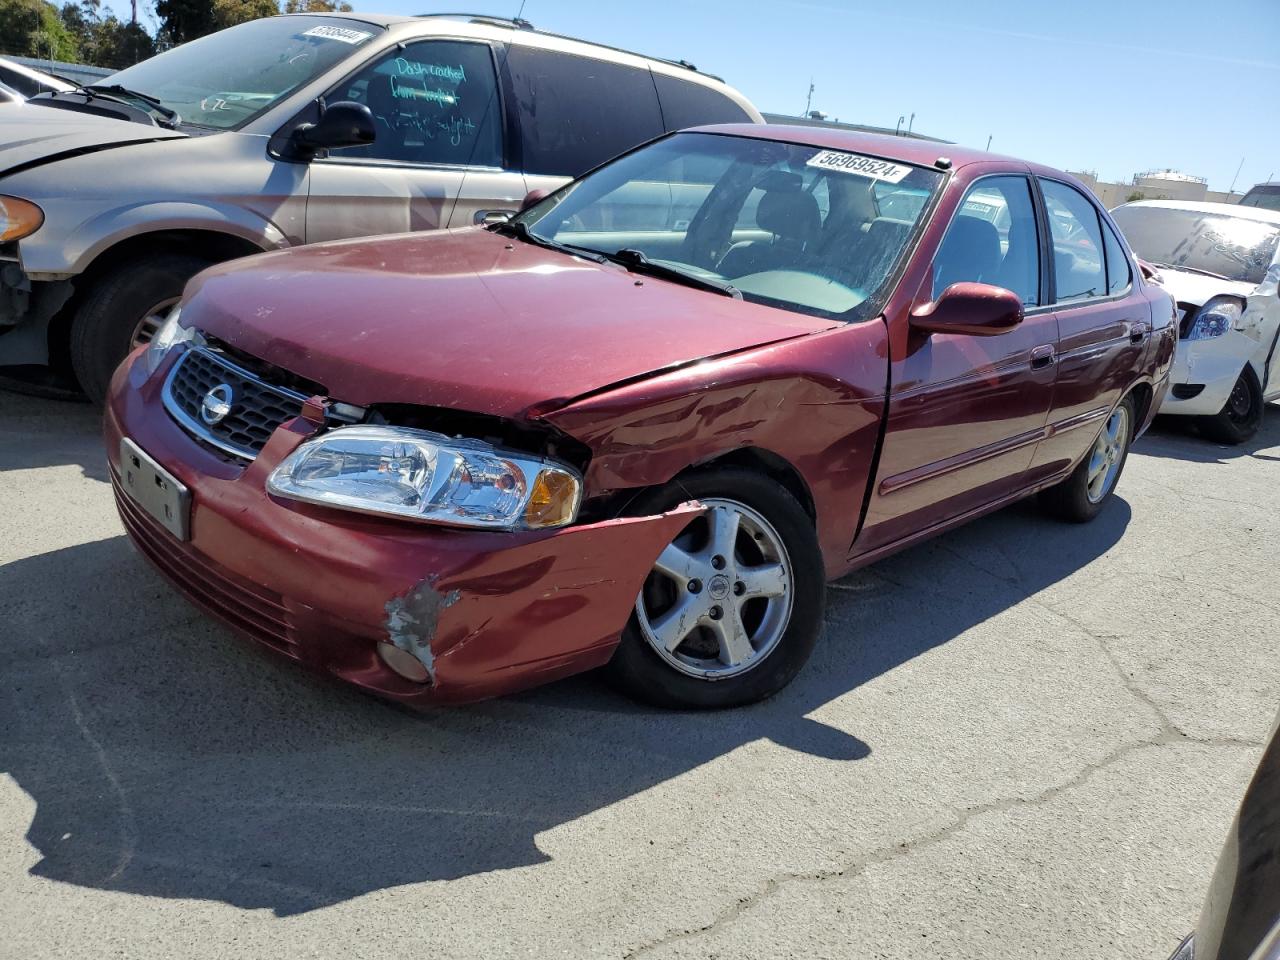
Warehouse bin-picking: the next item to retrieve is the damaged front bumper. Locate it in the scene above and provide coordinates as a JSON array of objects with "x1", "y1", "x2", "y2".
[
  {"x1": 104, "y1": 349, "x2": 699, "y2": 705},
  {"x1": 0, "y1": 260, "x2": 73, "y2": 365}
]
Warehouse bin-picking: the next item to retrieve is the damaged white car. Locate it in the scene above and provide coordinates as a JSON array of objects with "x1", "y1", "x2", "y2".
[{"x1": 1110, "y1": 200, "x2": 1280, "y2": 443}]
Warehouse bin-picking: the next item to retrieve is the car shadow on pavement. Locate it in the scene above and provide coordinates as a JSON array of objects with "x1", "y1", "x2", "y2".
[
  {"x1": 0, "y1": 492, "x2": 1131, "y2": 916},
  {"x1": 1137, "y1": 406, "x2": 1280, "y2": 464},
  {"x1": 0, "y1": 392, "x2": 109, "y2": 483}
]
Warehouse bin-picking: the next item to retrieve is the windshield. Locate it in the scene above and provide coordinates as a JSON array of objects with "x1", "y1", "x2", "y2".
[
  {"x1": 1111, "y1": 206, "x2": 1280, "y2": 286},
  {"x1": 1240, "y1": 185, "x2": 1280, "y2": 212},
  {"x1": 102, "y1": 16, "x2": 380, "y2": 130},
  {"x1": 516, "y1": 132, "x2": 944, "y2": 320}
]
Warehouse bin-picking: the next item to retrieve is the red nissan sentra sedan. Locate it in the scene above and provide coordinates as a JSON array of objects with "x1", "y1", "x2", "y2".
[{"x1": 105, "y1": 126, "x2": 1175, "y2": 709}]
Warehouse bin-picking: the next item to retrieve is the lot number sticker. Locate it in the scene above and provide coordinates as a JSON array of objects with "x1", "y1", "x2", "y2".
[
  {"x1": 302, "y1": 25, "x2": 373, "y2": 44},
  {"x1": 806, "y1": 151, "x2": 912, "y2": 183}
]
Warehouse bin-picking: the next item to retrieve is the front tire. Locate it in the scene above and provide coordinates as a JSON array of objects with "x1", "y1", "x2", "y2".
[
  {"x1": 1197, "y1": 365, "x2": 1263, "y2": 445},
  {"x1": 607, "y1": 467, "x2": 825, "y2": 709},
  {"x1": 69, "y1": 254, "x2": 212, "y2": 404},
  {"x1": 1040, "y1": 395, "x2": 1136, "y2": 523}
]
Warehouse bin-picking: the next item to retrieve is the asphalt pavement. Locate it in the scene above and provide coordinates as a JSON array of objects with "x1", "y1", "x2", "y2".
[{"x1": 1, "y1": 391, "x2": 1276, "y2": 959}]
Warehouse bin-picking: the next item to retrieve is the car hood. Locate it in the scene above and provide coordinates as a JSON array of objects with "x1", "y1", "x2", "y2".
[
  {"x1": 181, "y1": 228, "x2": 838, "y2": 418},
  {"x1": 1152, "y1": 267, "x2": 1255, "y2": 307},
  {"x1": 0, "y1": 104, "x2": 186, "y2": 177}
]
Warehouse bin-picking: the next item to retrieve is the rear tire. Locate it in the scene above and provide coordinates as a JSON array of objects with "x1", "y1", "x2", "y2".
[
  {"x1": 69, "y1": 254, "x2": 212, "y2": 404},
  {"x1": 1197, "y1": 365, "x2": 1263, "y2": 445},
  {"x1": 1040, "y1": 395, "x2": 1136, "y2": 523},
  {"x1": 607, "y1": 467, "x2": 825, "y2": 709}
]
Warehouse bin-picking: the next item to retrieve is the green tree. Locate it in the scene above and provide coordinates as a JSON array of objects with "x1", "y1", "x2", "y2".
[
  {"x1": 1126, "y1": 191, "x2": 1145, "y2": 203},
  {"x1": 283, "y1": 0, "x2": 352, "y2": 12},
  {"x1": 212, "y1": 0, "x2": 277, "y2": 29},
  {"x1": 0, "y1": 0, "x2": 80, "y2": 61},
  {"x1": 154, "y1": 0, "x2": 215, "y2": 46}
]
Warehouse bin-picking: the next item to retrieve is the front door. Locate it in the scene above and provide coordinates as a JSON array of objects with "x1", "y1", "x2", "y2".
[
  {"x1": 305, "y1": 38, "x2": 524, "y2": 242},
  {"x1": 858, "y1": 174, "x2": 1059, "y2": 552}
]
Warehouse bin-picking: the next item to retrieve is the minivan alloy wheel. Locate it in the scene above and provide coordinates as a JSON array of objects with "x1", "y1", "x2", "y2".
[
  {"x1": 1086, "y1": 405, "x2": 1130, "y2": 504},
  {"x1": 131, "y1": 297, "x2": 180, "y2": 349},
  {"x1": 635, "y1": 498, "x2": 794, "y2": 680}
]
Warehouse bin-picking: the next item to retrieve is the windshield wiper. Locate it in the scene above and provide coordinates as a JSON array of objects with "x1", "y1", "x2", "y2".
[
  {"x1": 605, "y1": 248, "x2": 741, "y2": 299},
  {"x1": 1148, "y1": 260, "x2": 1230, "y2": 281},
  {"x1": 489, "y1": 220, "x2": 606, "y2": 262},
  {"x1": 85, "y1": 83, "x2": 181, "y2": 128}
]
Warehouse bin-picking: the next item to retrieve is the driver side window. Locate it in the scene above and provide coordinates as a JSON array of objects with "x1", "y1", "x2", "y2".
[
  {"x1": 933, "y1": 176, "x2": 1040, "y2": 306},
  {"x1": 325, "y1": 40, "x2": 503, "y2": 168}
]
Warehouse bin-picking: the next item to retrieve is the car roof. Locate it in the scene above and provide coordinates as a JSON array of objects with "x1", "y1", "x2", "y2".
[
  {"x1": 683, "y1": 123, "x2": 1053, "y2": 172},
  {"x1": 274, "y1": 12, "x2": 735, "y2": 85},
  {"x1": 1115, "y1": 198, "x2": 1280, "y2": 225}
]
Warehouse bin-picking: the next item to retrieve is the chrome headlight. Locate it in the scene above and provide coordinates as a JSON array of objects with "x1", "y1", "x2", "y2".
[
  {"x1": 1187, "y1": 296, "x2": 1243, "y2": 341},
  {"x1": 266, "y1": 425, "x2": 582, "y2": 530},
  {"x1": 144, "y1": 306, "x2": 201, "y2": 373}
]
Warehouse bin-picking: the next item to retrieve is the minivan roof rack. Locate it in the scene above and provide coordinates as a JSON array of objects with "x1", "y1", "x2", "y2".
[{"x1": 412, "y1": 12, "x2": 724, "y2": 82}]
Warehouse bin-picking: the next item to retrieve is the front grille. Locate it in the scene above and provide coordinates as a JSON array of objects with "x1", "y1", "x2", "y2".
[
  {"x1": 163, "y1": 347, "x2": 310, "y2": 460},
  {"x1": 112, "y1": 467, "x2": 298, "y2": 656}
]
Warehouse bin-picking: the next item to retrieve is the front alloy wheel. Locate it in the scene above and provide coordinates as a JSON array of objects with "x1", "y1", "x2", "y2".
[
  {"x1": 608, "y1": 466, "x2": 825, "y2": 709},
  {"x1": 636, "y1": 498, "x2": 794, "y2": 680}
]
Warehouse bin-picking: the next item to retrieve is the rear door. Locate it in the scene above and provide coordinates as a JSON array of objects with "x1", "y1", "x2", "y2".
[
  {"x1": 1029, "y1": 178, "x2": 1148, "y2": 476},
  {"x1": 858, "y1": 174, "x2": 1060, "y2": 550},
  {"x1": 305, "y1": 38, "x2": 525, "y2": 242}
]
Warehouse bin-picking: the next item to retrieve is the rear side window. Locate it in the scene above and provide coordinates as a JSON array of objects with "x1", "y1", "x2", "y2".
[
  {"x1": 506, "y1": 46, "x2": 665, "y2": 177},
  {"x1": 1040, "y1": 179, "x2": 1105, "y2": 303},
  {"x1": 1100, "y1": 217, "x2": 1132, "y2": 295},
  {"x1": 652, "y1": 73, "x2": 752, "y2": 129},
  {"x1": 327, "y1": 39, "x2": 503, "y2": 168}
]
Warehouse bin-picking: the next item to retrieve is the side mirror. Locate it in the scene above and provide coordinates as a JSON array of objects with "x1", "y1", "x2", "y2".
[
  {"x1": 520, "y1": 188, "x2": 552, "y2": 212},
  {"x1": 291, "y1": 101, "x2": 375, "y2": 158},
  {"x1": 910, "y1": 282, "x2": 1024, "y2": 337}
]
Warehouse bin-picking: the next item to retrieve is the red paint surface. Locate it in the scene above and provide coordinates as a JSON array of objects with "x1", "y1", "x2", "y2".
[{"x1": 106, "y1": 130, "x2": 1174, "y2": 705}]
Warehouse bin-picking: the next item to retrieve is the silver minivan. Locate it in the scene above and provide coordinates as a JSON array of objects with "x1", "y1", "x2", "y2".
[{"x1": 0, "y1": 13, "x2": 760, "y2": 400}]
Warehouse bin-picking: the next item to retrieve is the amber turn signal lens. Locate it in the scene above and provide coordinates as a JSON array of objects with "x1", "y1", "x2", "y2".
[
  {"x1": 524, "y1": 469, "x2": 580, "y2": 529},
  {"x1": 0, "y1": 196, "x2": 44, "y2": 242}
]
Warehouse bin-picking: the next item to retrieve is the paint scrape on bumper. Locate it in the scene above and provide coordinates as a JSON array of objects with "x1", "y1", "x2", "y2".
[{"x1": 385, "y1": 504, "x2": 704, "y2": 699}]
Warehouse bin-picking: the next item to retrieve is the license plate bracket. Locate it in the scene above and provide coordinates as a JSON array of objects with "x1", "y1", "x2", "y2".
[{"x1": 120, "y1": 437, "x2": 191, "y2": 541}]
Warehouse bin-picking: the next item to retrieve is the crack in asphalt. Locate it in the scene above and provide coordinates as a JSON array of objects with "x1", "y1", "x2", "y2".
[
  {"x1": 622, "y1": 729, "x2": 1255, "y2": 959},
  {"x1": 623, "y1": 563, "x2": 1267, "y2": 960}
]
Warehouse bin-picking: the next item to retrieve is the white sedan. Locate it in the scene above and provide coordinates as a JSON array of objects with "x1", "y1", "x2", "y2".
[{"x1": 1111, "y1": 200, "x2": 1280, "y2": 443}]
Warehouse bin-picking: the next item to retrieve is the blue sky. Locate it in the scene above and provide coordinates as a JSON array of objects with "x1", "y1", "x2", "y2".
[{"x1": 343, "y1": 0, "x2": 1280, "y2": 192}]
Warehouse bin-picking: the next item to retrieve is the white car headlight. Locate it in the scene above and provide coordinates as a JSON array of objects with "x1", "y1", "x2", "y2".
[
  {"x1": 144, "y1": 305, "x2": 201, "y2": 373},
  {"x1": 1187, "y1": 296, "x2": 1243, "y2": 341},
  {"x1": 267, "y1": 425, "x2": 582, "y2": 530}
]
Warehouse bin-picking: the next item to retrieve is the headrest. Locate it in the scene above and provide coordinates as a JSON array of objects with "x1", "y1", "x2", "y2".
[{"x1": 755, "y1": 171, "x2": 820, "y2": 244}]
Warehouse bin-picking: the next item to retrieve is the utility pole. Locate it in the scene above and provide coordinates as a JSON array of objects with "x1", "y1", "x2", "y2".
[
  {"x1": 1228, "y1": 156, "x2": 1245, "y2": 194},
  {"x1": 803, "y1": 80, "x2": 814, "y2": 117},
  {"x1": 907, "y1": 112, "x2": 914, "y2": 133},
  {"x1": 985, "y1": 135, "x2": 993, "y2": 151},
  {"x1": 131, "y1": 0, "x2": 138, "y2": 24}
]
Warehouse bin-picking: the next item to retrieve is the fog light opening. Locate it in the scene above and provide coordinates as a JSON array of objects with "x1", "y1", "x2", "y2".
[{"x1": 377, "y1": 641, "x2": 432, "y2": 683}]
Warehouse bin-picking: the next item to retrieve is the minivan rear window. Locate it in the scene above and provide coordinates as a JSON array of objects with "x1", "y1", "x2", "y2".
[
  {"x1": 652, "y1": 73, "x2": 752, "y2": 130},
  {"x1": 506, "y1": 46, "x2": 665, "y2": 177}
]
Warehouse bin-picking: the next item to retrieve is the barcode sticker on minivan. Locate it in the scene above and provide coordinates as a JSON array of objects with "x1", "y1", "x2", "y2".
[
  {"x1": 806, "y1": 151, "x2": 912, "y2": 183},
  {"x1": 301, "y1": 25, "x2": 373, "y2": 44}
]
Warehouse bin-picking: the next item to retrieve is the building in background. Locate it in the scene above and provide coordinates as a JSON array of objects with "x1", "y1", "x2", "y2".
[{"x1": 1072, "y1": 168, "x2": 1241, "y2": 209}]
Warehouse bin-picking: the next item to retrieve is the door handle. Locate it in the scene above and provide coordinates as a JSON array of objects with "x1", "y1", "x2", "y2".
[
  {"x1": 1030, "y1": 344, "x2": 1056, "y2": 370},
  {"x1": 475, "y1": 209, "x2": 516, "y2": 226},
  {"x1": 1127, "y1": 320, "x2": 1151, "y2": 344}
]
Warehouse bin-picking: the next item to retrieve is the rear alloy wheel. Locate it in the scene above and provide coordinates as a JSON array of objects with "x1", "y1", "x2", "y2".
[
  {"x1": 1197, "y1": 366, "x2": 1263, "y2": 445},
  {"x1": 608, "y1": 468, "x2": 824, "y2": 709},
  {"x1": 1041, "y1": 395, "x2": 1137, "y2": 523}
]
